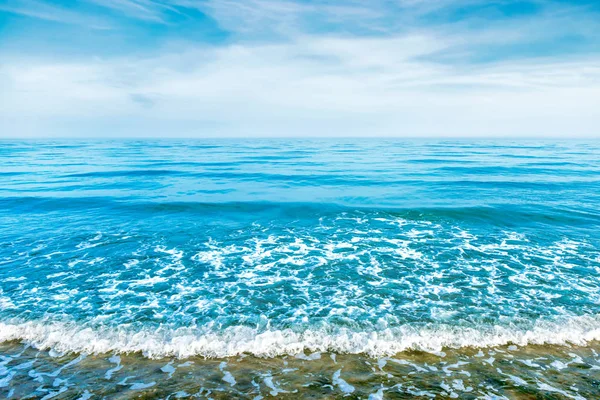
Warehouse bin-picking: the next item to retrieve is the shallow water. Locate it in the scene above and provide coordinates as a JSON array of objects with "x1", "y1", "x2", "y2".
[
  {"x1": 1, "y1": 139, "x2": 599, "y2": 398},
  {"x1": 2, "y1": 341, "x2": 600, "y2": 399}
]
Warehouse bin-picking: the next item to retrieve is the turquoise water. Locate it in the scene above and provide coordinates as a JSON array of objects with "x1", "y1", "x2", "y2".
[{"x1": 1, "y1": 140, "x2": 600, "y2": 398}]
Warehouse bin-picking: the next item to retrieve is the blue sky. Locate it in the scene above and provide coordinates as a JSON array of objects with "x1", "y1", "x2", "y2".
[{"x1": 1, "y1": 0, "x2": 599, "y2": 137}]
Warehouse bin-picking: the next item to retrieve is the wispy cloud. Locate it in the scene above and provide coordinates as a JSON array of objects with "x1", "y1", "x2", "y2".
[
  {"x1": 0, "y1": 0, "x2": 111, "y2": 29},
  {"x1": 2, "y1": 30, "x2": 599, "y2": 137},
  {"x1": 1, "y1": 0, "x2": 599, "y2": 137},
  {"x1": 86, "y1": 0, "x2": 182, "y2": 23}
]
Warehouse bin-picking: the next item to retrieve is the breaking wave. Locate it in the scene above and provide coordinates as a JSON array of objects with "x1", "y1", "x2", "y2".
[{"x1": 2, "y1": 315, "x2": 599, "y2": 359}]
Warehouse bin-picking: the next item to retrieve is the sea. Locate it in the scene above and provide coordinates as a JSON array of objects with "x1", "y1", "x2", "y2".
[{"x1": 0, "y1": 139, "x2": 599, "y2": 399}]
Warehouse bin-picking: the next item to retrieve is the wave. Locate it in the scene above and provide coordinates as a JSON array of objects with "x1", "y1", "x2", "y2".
[
  {"x1": 2, "y1": 196, "x2": 599, "y2": 225},
  {"x1": 64, "y1": 169, "x2": 185, "y2": 178},
  {"x1": 1, "y1": 315, "x2": 599, "y2": 359}
]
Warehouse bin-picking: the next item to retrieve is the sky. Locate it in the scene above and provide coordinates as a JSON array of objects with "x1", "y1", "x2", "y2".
[{"x1": 0, "y1": 0, "x2": 599, "y2": 138}]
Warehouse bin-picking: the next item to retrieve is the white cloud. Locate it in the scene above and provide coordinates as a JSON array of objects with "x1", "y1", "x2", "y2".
[
  {"x1": 2, "y1": 32, "x2": 599, "y2": 138},
  {"x1": 1, "y1": 0, "x2": 599, "y2": 137}
]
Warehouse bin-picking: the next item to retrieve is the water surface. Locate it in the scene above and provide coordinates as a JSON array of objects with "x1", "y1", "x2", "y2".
[{"x1": 1, "y1": 139, "x2": 599, "y2": 398}]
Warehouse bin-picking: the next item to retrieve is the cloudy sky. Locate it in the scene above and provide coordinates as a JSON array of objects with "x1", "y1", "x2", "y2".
[{"x1": 1, "y1": 0, "x2": 599, "y2": 137}]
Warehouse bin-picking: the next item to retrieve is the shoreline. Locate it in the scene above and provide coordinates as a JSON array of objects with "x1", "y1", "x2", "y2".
[{"x1": 1, "y1": 340, "x2": 599, "y2": 398}]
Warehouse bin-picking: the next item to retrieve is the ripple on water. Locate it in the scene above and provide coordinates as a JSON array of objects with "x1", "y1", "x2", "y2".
[{"x1": 1, "y1": 140, "x2": 600, "y2": 397}]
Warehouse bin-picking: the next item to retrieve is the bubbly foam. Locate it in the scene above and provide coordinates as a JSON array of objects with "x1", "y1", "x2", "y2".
[{"x1": 1, "y1": 315, "x2": 599, "y2": 359}]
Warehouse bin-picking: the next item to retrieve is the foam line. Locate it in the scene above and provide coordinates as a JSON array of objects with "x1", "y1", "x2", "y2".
[{"x1": 1, "y1": 315, "x2": 599, "y2": 359}]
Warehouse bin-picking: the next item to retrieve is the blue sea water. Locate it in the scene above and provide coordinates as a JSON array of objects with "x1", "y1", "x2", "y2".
[{"x1": 0, "y1": 139, "x2": 600, "y2": 398}]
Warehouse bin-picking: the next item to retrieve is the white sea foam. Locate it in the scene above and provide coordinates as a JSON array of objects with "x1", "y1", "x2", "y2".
[
  {"x1": 332, "y1": 369, "x2": 355, "y2": 395},
  {"x1": 104, "y1": 355, "x2": 122, "y2": 380},
  {"x1": 0, "y1": 315, "x2": 599, "y2": 359},
  {"x1": 219, "y1": 362, "x2": 236, "y2": 386}
]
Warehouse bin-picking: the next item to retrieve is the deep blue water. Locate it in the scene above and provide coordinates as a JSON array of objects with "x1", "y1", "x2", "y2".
[{"x1": 1, "y1": 139, "x2": 599, "y2": 358}]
